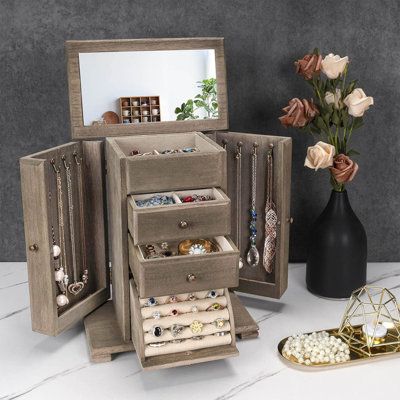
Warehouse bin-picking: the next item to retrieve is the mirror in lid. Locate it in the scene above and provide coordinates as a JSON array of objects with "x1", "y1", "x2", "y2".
[{"x1": 66, "y1": 38, "x2": 228, "y2": 139}]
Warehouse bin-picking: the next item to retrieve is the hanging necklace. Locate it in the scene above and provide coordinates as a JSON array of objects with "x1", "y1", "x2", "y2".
[
  {"x1": 263, "y1": 145, "x2": 277, "y2": 273},
  {"x1": 246, "y1": 142, "x2": 260, "y2": 267},
  {"x1": 51, "y1": 159, "x2": 69, "y2": 307},
  {"x1": 62, "y1": 155, "x2": 85, "y2": 295},
  {"x1": 73, "y1": 152, "x2": 89, "y2": 286},
  {"x1": 235, "y1": 141, "x2": 244, "y2": 269}
]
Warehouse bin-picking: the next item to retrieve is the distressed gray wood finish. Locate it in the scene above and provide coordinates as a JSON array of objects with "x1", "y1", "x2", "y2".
[
  {"x1": 105, "y1": 139, "x2": 131, "y2": 341},
  {"x1": 128, "y1": 235, "x2": 239, "y2": 298},
  {"x1": 229, "y1": 291, "x2": 259, "y2": 339},
  {"x1": 213, "y1": 132, "x2": 292, "y2": 299},
  {"x1": 84, "y1": 301, "x2": 134, "y2": 363},
  {"x1": 111, "y1": 132, "x2": 227, "y2": 194},
  {"x1": 127, "y1": 189, "x2": 231, "y2": 245},
  {"x1": 130, "y1": 280, "x2": 238, "y2": 370},
  {"x1": 65, "y1": 38, "x2": 228, "y2": 140},
  {"x1": 20, "y1": 141, "x2": 109, "y2": 335}
]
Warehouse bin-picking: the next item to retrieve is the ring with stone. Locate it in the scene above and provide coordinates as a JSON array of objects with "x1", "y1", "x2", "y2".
[
  {"x1": 214, "y1": 331, "x2": 227, "y2": 337},
  {"x1": 151, "y1": 325, "x2": 164, "y2": 338},
  {"x1": 207, "y1": 303, "x2": 222, "y2": 311},
  {"x1": 171, "y1": 339, "x2": 185, "y2": 344},
  {"x1": 213, "y1": 318, "x2": 227, "y2": 329},
  {"x1": 168, "y1": 295, "x2": 178, "y2": 303},
  {"x1": 145, "y1": 297, "x2": 158, "y2": 307},
  {"x1": 187, "y1": 293, "x2": 196, "y2": 301},
  {"x1": 152, "y1": 311, "x2": 161, "y2": 319},
  {"x1": 170, "y1": 324, "x2": 185, "y2": 337},
  {"x1": 191, "y1": 306, "x2": 199, "y2": 313},
  {"x1": 170, "y1": 309, "x2": 179, "y2": 317},
  {"x1": 206, "y1": 290, "x2": 218, "y2": 299},
  {"x1": 189, "y1": 243, "x2": 207, "y2": 255},
  {"x1": 192, "y1": 336, "x2": 204, "y2": 340},
  {"x1": 190, "y1": 320, "x2": 203, "y2": 334}
]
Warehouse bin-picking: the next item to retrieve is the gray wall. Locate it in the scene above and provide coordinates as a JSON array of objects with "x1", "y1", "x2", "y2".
[{"x1": 1, "y1": 0, "x2": 399, "y2": 262}]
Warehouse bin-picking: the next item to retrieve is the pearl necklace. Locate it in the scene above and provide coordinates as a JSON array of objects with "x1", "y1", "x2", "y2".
[{"x1": 282, "y1": 331, "x2": 351, "y2": 365}]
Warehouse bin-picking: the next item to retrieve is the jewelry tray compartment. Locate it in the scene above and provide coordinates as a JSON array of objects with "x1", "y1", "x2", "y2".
[
  {"x1": 128, "y1": 235, "x2": 239, "y2": 298},
  {"x1": 106, "y1": 132, "x2": 227, "y2": 195},
  {"x1": 130, "y1": 280, "x2": 238, "y2": 370},
  {"x1": 210, "y1": 131, "x2": 292, "y2": 299},
  {"x1": 128, "y1": 187, "x2": 231, "y2": 245},
  {"x1": 20, "y1": 141, "x2": 109, "y2": 336}
]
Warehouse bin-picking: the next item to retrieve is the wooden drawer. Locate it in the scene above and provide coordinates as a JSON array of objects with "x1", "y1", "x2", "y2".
[
  {"x1": 128, "y1": 188, "x2": 231, "y2": 245},
  {"x1": 130, "y1": 280, "x2": 238, "y2": 370},
  {"x1": 107, "y1": 132, "x2": 226, "y2": 194},
  {"x1": 128, "y1": 235, "x2": 239, "y2": 298}
]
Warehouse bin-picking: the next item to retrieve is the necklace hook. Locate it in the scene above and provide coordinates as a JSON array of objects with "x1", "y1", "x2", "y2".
[
  {"x1": 61, "y1": 155, "x2": 70, "y2": 170},
  {"x1": 73, "y1": 151, "x2": 81, "y2": 166},
  {"x1": 50, "y1": 158, "x2": 60, "y2": 173}
]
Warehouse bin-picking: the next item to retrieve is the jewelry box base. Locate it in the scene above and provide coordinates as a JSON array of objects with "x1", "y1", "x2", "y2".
[
  {"x1": 84, "y1": 293, "x2": 259, "y2": 363},
  {"x1": 278, "y1": 327, "x2": 400, "y2": 370}
]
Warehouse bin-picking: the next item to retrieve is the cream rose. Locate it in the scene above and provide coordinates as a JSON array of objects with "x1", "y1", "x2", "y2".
[
  {"x1": 321, "y1": 53, "x2": 349, "y2": 79},
  {"x1": 343, "y1": 88, "x2": 374, "y2": 117},
  {"x1": 304, "y1": 141, "x2": 335, "y2": 171},
  {"x1": 325, "y1": 89, "x2": 342, "y2": 109}
]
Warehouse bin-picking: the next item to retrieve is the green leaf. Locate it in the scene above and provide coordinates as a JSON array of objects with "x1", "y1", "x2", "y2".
[
  {"x1": 331, "y1": 110, "x2": 340, "y2": 125},
  {"x1": 175, "y1": 107, "x2": 181, "y2": 114},
  {"x1": 353, "y1": 117, "x2": 364, "y2": 129},
  {"x1": 347, "y1": 149, "x2": 360, "y2": 157},
  {"x1": 315, "y1": 116, "x2": 327, "y2": 132}
]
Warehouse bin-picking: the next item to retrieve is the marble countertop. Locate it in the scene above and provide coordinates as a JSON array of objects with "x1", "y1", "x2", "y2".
[{"x1": 1, "y1": 262, "x2": 400, "y2": 400}]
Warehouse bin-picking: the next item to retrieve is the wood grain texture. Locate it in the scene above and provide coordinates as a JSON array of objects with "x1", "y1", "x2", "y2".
[
  {"x1": 84, "y1": 301, "x2": 135, "y2": 363},
  {"x1": 20, "y1": 141, "x2": 110, "y2": 335},
  {"x1": 213, "y1": 132, "x2": 292, "y2": 299},
  {"x1": 128, "y1": 235, "x2": 239, "y2": 298},
  {"x1": 229, "y1": 291, "x2": 259, "y2": 338},
  {"x1": 127, "y1": 190, "x2": 231, "y2": 245},
  {"x1": 65, "y1": 38, "x2": 228, "y2": 139},
  {"x1": 105, "y1": 139, "x2": 131, "y2": 341},
  {"x1": 123, "y1": 132, "x2": 226, "y2": 194}
]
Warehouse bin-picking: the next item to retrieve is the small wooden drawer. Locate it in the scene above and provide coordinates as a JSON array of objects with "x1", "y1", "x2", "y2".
[
  {"x1": 127, "y1": 188, "x2": 231, "y2": 245},
  {"x1": 108, "y1": 132, "x2": 227, "y2": 194},
  {"x1": 129, "y1": 280, "x2": 238, "y2": 370},
  {"x1": 128, "y1": 235, "x2": 239, "y2": 298}
]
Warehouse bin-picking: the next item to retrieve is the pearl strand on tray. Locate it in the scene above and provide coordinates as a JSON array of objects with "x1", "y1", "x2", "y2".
[{"x1": 283, "y1": 331, "x2": 351, "y2": 365}]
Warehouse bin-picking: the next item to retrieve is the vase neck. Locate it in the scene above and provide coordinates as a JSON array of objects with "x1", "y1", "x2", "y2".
[{"x1": 326, "y1": 190, "x2": 353, "y2": 214}]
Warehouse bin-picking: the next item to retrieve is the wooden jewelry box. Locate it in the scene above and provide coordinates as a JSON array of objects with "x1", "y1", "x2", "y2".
[{"x1": 19, "y1": 37, "x2": 292, "y2": 370}]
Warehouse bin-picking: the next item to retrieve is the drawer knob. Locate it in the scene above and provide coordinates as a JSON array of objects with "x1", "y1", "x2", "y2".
[
  {"x1": 29, "y1": 243, "x2": 39, "y2": 252},
  {"x1": 179, "y1": 220, "x2": 189, "y2": 229},
  {"x1": 187, "y1": 273, "x2": 197, "y2": 282}
]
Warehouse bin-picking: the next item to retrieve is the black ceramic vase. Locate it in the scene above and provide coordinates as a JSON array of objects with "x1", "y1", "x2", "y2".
[{"x1": 306, "y1": 190, "x2": 367, "y2": 299}]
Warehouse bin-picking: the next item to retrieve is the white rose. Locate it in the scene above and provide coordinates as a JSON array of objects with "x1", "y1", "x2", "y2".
[
  {"x1": 321, "y1": 53, "x2": 349, "y2": 79},
  {"x1": 304, "y1": 141, "x2": 335, "y2": 171},
  {"x1": 325, "y1": 89, "x2": 342, "y2": 109},
  {"x1": 343, "y1": 88, "x2": 374, "y2": 117}
]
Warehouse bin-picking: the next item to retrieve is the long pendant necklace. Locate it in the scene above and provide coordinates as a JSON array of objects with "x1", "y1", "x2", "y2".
[
  {"x1": 74, "y1": 152, "x2": 89, "y2": 285},
  {"x1": 246, "y1": 142, "x2": 260, "y2": 267},
  {"x1": 51, "y1": 159, "x2": 70, "y2": 308},
  {"x1": 263, "y1": 145, "x2": 277, "y2": 273},
  {"x1": 62, "y1": 155, "x2": 85, "y2": 295},
  {"x1": 235, "y1": 141, "x2": 244, "y2": 269}
]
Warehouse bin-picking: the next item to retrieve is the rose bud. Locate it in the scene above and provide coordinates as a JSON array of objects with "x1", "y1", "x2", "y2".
[
  {"x1": 330, "y1": 154, "x2": 359, "y2": 183},
  {"x1": 343, "y1": 88, "x2": 374, "y2": 117},
  {"x1": 279, "y1": 98, "x2": 319, "y2": 128},
  {"x1": 295, "y1": 54, "x2": 322, "y2": 80},
  {"x1": 304, "y1": 141, "x2": 335, "y2": 171}
]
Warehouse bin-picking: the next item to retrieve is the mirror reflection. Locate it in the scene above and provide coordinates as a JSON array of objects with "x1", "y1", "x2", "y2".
[{"x1": 78, "y1": 49, "x2": 218, "y2": 126}]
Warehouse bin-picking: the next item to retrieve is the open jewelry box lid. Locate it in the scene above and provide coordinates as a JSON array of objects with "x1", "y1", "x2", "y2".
[{"x1": 65, "y1": 38, "x2": 229, "y2": 140}]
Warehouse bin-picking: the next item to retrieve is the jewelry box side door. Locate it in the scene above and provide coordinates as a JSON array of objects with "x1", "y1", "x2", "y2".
[
  {"x1": 210, "y1": 131, "x2": 292, "y2": 299},
  {"x1": 20, "y1": 140, "x2": 110, "y2": 336}
]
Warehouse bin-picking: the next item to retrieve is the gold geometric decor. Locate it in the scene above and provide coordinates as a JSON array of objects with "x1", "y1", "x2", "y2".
[{"x1": 338, "y1": 285, "x2": 400, "y2": 357}]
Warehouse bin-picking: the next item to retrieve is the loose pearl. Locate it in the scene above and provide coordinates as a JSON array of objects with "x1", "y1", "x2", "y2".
[
  {"x1": 53, "y1": 245, "x2": 61, "y2": 259},
  {"x1": 56, "y1": 294, "x2": 69, "y2": 307},
  {"x1": 239, "y1": 259, "x2": 244, "y2": 269},
  {"x1": 55, "y1": 269, "x2": 65, "y2": 282}
]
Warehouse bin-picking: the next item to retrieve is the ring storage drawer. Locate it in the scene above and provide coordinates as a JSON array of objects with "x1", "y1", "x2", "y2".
[
  {"x1": 107, "y1": 132, "x2": 227, "y2": 195},
  {"x1": 128, "y1": 235, "x2": 239, "y2": 298},
  {"x1": 129, "y1": 280, "x2": 238, "y2": 370},
  {"x1": 128, "y1": 188, "x2": 231, "y2": 245}
]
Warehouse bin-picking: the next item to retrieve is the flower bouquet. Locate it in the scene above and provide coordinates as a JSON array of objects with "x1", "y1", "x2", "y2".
[
  {"x1": 279, "y1": 51, "x2": 373, "y2": 192},
  {"x1": 279, "y1": 50, "x2": 373, "y2": 298}
]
